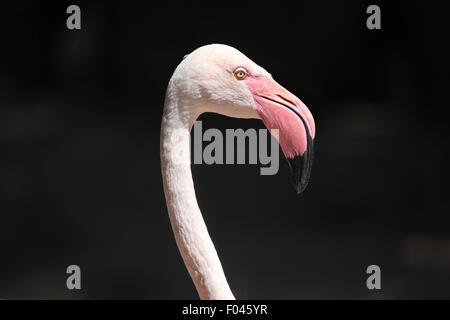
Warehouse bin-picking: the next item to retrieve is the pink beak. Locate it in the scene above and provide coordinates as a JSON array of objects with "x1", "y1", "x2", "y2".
[{"x1": 245, "y1": 76, "x2": 315, "y2": 194}]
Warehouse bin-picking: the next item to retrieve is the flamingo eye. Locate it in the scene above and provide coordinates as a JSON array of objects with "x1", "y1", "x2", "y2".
[{"x1": 234, "y1": 67, "x2": 247, "y2": 80}]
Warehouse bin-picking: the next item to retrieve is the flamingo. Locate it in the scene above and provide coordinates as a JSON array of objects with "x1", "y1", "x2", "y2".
[{"x1": 160, "y1": 44, "x2": 315, "y2": 299}]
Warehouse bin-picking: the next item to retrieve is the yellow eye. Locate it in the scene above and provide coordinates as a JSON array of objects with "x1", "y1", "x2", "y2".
[{"x1": 234, "y1": 68, "x2": 247, "y2": 80}]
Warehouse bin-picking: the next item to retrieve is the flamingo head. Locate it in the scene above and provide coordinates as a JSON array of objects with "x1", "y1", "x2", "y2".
[{"x1": 173, "y1": 44, "x2": 315, "y2": 194}]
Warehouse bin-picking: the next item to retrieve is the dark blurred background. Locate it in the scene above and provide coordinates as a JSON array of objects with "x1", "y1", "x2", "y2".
[{"x1": 0, "y1": 1, "x2": 449, "y2": 299}]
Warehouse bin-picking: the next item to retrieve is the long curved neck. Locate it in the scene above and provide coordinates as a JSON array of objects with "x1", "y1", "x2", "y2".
[{"x1": 160, "y1": 87, "x2": 235, "y2": 300}]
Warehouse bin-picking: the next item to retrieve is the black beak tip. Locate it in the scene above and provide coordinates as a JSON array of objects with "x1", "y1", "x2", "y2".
[
  {"x1": 294, "y1": 181, "x2": 307, "y2": 194},
  {"x1": 286, "y1": 148, "x2": 313, "y2": 195}
]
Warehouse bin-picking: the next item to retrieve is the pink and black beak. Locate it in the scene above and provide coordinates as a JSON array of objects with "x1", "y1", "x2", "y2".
[{"x1": 245, "y1": 76, "x2": 315, "y2": 194}]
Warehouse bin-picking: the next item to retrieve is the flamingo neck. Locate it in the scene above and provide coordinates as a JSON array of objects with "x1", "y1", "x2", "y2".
[{"x1": 160, "y1": 89, "x2": 235, "y2": 300}]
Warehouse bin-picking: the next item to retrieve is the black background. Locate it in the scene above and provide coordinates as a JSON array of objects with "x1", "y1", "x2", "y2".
[{"x1": 0, "y1": 1, "x2": 449, "y2": 299}]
